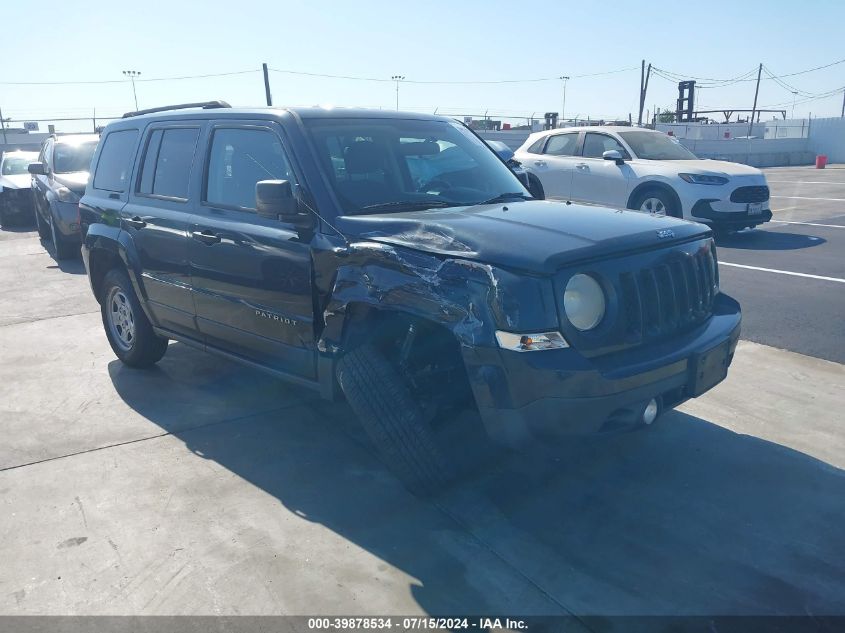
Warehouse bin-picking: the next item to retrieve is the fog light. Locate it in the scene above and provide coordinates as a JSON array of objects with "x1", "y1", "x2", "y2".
[{"x1": 642, "y1": 398, "x2": 659, "y2": 425}]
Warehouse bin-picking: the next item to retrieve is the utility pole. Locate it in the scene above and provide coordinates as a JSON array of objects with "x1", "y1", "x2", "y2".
[
  {"x1": 841, "y1": 89, "x2": 845, "y2": 117},
  {"x1": 123, "y1": 70, "x2": 141, "y2": 110},
  {"x1": 791, "y1": 91, "x2": 798, "y2": 119},
  {"x1": 0, "y1": 106, "x2": 7, "y2": 145},
  {"x1": 262, "y1": 63, "x2": 273, "y2": 106},
  {"x1": 638, "y1": 63, "x2": 651, "y2": 126},
  {"x1": 391, "y1": 75, "x2": 404, "y2": 111},
  {"x1": 748, "y1": 63, "x2": 762, "y2": 137},
  {"x1": 560, "y1": 75, "x2": 570, "y2": 124}
]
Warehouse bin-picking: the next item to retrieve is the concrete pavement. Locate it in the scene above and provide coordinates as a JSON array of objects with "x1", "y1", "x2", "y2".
[{"x1": 1, "y1": 224, "x2": 843, "y2": 617}]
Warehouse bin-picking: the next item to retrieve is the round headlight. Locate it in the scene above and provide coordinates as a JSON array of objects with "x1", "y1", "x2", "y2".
[{"x1": 564, "y1": 273, "x2": 606, "y2": 331}]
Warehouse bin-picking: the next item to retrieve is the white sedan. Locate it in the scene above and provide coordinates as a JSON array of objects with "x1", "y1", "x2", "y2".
[{"x1": 515, "y1": 126, "x2": 772, "y2": 232}]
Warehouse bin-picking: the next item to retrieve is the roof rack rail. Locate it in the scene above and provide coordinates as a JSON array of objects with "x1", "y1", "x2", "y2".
[{"x1": 122, "y1": 100, "x2": 231, "y2": 118}]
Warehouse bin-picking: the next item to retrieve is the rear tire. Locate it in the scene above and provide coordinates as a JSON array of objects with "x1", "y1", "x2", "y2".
[
  {"x1": 337, "y1": 343, "x2": 453, "y2": 496},
  {"x1": 0, "y1": 206, "x2": 9, "y2": 229},
  {"x1": 101, "y1": 269, "x2": 168, "y2": 368}
]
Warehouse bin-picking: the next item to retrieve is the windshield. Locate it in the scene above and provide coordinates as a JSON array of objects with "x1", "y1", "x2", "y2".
[
  {"x1": 619, "y1": 131, "x2": 698, "y2": 161},
  {"x1": 2, "y1": 153, "x2": 38, "y2": 175},
  {"x1": 54, "y1": 141, "x2": 98, "y2": 174},
  {"x1": 304, "y1": 118, "x2": 529, "y2": 215}
]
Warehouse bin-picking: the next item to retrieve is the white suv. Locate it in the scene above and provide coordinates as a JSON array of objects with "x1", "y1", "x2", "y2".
[{"x1": 515, "y1": 126, "x2": 771, "y2": 232}]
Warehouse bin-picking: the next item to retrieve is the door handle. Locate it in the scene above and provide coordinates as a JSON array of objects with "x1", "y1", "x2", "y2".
[
  {"x1": 576, "y1": 163, "x2": 588, "y2": 170},
  {"x1": 125, "y1": 216, "x2": 146, "y2": 229},
  {"x1": 192, "y1": 230, "x2": 222, "y2": 245},
  {"x1": 534, "y1": 160, "x2": 546, "y2": 167}
]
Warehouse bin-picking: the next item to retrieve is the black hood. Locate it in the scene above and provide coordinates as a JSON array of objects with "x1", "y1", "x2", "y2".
[
  {"x1": 335, "y1": 200, "x2": 710, "y2": 274},
  {"x1": 53, "y1": 171, "x2": 90, "y2": 195}
]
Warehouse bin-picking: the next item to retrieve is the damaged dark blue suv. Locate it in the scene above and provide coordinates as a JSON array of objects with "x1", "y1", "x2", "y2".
[{"x1": 80, "y1": 102, "x2": 741, "y2": 494}]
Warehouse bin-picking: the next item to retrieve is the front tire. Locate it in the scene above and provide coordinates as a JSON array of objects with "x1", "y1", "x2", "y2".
[
  {"x1": 630, "y1": 187, "x2": 680, "y2": 218},
  {"x1": 336, "y1": 343, "x2": 453, "y2": 496},
  {"x1": 49, "y1": 212, "x2": 77, "y2": 260},
  {"x1": 101, "y1": 269, "x2": 168, "y2": 368},
  {"x1": 35, "y1": 205, "x2": 50, "y2": 240},
  {"x1": 527, "y1": 173, "x2": 545, "y2": 200}
]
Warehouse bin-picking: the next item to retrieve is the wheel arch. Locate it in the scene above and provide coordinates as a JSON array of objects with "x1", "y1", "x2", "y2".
[
  {"x1": 627, "y1": 180, "x2": 683, "y2": 217},
  {"x1": 84, "y1": 225, "x2": 151, "y2": 322}
]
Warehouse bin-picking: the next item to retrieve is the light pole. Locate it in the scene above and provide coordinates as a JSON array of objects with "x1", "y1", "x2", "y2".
[
  {"x1": 123, "y1": 70, "x2": 141, "y2": 110},
  {"x1": 791, "y1": 91, "x2": 798, "y2": 119},
  {"x1": 391, "y1": 75, "x2": 405, "y2": 111},
  {"x1": 559, "y1": 76, "x2": 570, "y2": 126}
]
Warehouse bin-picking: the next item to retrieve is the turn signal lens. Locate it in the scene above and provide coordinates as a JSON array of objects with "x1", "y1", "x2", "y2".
[{"x1": 495, "y1": 331, "x2": 569, "y2": 352}]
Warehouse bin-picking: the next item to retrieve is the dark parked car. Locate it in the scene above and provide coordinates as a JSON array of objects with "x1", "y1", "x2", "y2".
[
  {"x1": 81, "y1": 102, "x2": 741, "y2": 494},
  {"x1": 29, "y1": 133, "x2": 99, "y2": 259},
  {"x1": 0, "y1": 150, "x2": 39, "y2": 227}
]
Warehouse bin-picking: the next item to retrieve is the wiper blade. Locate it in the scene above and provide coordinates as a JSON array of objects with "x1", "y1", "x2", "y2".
[
  {"x1": 473, "y1": 192, "x2": 532, "y2": 205},
  {"x1": 358, "y1": 200, "x2": 455, "y2": 212}
]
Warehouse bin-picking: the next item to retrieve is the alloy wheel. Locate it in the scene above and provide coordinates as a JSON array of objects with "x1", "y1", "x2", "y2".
[
  {"x1": 640, "y1": 197, "x2": 667, "y2": 216},
  {"x1": 106, "y1": 287, "x2": 136, "y2": 352}
]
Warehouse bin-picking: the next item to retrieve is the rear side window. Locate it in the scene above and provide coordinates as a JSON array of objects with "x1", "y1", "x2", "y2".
[
  {"x1": 93, "y1": 130, "x2": 137, "y2": 192},
  {"x1": 205, "y1": 127, "x2": 294, "y2": 211},
  {"x1": 544, "y1": 133, "x2": 579, "y2": 156},
  {"x1": 138, "y1": 127, "x2": 199, "y2": 200}
]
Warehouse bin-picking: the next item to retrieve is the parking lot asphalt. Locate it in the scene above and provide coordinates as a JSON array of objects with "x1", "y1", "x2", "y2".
[
  {"x1": 1, "y1": 166, "x2": 844, "y2": 618},
  {"x1": 715, "y1": 166, "x2": 845, "y2": 364}
]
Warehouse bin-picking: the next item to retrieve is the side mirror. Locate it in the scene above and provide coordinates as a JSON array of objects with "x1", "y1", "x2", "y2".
[
  {"x1": 603, "y1": 150, "x2": 625, "y2": 165},
  {"x1": 255, "y1": 180, "x2": 313, "y2": 230},
  {"x1": 28, "y1": 162, "x2": 46, "y2": 175}
]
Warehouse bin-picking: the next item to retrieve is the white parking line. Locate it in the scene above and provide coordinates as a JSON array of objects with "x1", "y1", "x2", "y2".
[
  {"x1": 770, "y1": 196, "x2": 845, "y2": 201},
  {"x1": 770, "y1": 220, "x2": 845, "y2": 229},
  {"x1": 767, "y1": 181, "x2": 845, "y2": 185},
  {"x1": 720, "y1": 262, "x2": 845, "y2": 283}
]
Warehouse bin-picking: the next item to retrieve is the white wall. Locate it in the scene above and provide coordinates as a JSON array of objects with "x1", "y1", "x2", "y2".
[{"x1": 807, "y1": 117, "x2": 845, "y2": 163}]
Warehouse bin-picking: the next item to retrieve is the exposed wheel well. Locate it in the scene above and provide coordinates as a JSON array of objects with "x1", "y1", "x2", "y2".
[
  {"x1": 340, "y1": 305, "x2": 474, "y2": 410},
  {"x1": 88, "y1": 249, "x2": 127, "y2": 303},
  {"x1": 627, "y1": 182, "x2": 683, "y2": 218}
]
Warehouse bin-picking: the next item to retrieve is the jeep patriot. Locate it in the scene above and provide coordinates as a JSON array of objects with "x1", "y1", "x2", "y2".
[{"x1": 80, "y1": 102, "x2": 741, "y2": 493}]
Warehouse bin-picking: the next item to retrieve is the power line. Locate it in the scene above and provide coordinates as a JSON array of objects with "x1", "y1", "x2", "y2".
[
  {"x1": 268, "y1": 66, "x2": 639, "y2": 85},
  {"x1": 0, "y1": 69, "x2": 260, "y2": 86},
  {"x1": 653, "y1": 56, "x2": 845, "y2": 87}
]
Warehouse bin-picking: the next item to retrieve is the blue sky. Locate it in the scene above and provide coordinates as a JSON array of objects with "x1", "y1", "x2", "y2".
[{"x1": 2, "y1": 0, "x2": 844, "y2": 133}]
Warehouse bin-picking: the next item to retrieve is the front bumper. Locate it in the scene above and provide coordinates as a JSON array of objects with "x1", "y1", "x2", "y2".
[
  {"x1": 464, "y1": 292, "x2": 741, "y2": 444},
  {"x1": 691, "y1": 199, "x2": 772, "y2": 228},
  {"x1": 0, "y1": 189, "x2": 34, "y2": 218}
]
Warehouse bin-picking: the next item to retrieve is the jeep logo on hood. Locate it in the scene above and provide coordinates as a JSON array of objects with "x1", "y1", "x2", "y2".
[{"x1": 657, "y1": 229, "x2": 675, "y2": 239}]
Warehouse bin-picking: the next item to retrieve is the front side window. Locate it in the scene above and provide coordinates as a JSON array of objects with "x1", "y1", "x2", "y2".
[
  {"x1": 93, "y1": 130, "x2": 138, "y2": 192},
  {"x1": 305, "y1": 118, "x2": 527, "y2": 215},
  {"x1": 53, "y1": 141, "x2": 98, "y2": 173},
  {"x1": 544, "y1": 133, "x2": 579, "y2": 156},
  {"x1": 582, "y1": 133, "x2": 631, "y2": 160},
  {"x1": 1, "y1": 153, "x2": 38, "y2": 175},
  {"x1": 205, "y1": 128, "x2": 295, "y2": 210},
  {"x1": 138, "y1": 128, "x2": 199, "y2": 199},
  {"x1": 618, "y1": 131, "x2": 698, "y2": 160}
]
